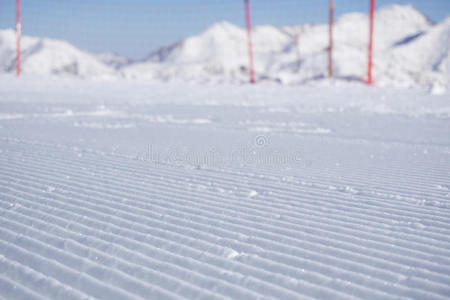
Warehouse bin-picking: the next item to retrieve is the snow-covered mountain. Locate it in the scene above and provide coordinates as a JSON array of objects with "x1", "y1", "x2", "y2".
[
  {"x1": 0, "y1": 4, "x2": 448, "y2": 88},
  {"x1": 96, "y1": 52, "x2": 132, "y2": 70},
  {"x1": 382, "y1": 16, "x2": 450, "y2": 89},
  {"x1": 0, "y1": 29, "x2": 116, "y2": 78},
  {"x1": 124, "y1": 4, "x2": 449, "y2": 88},
  {"x1": 123, "y1": 21, "x2": 290, "y2": 82}
]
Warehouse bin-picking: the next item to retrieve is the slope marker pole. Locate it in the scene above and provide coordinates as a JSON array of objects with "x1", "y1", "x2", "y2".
[
  {"x1": 295, "y1": 26, "x2": 300, "y2": 71},
  {"x1": 328, "y1": 0, "x2": 334, "y2": 78},
  {"x1": 367, "y1": 0, "x2": 375, "y2": 85},
  {"x1": 16, "y1": 0, "x2": 21, "y2": 77},
  {"x1": 244, "y1": 0, "x2": 255, "y2": 84}
]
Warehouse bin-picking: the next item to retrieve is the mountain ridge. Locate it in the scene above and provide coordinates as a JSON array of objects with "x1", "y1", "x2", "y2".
[{"x1": 0, "y1": 4, "x2": 448, "y2": 89}]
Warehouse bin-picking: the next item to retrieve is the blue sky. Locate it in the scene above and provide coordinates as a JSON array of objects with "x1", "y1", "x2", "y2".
[{"x1": 0, "y1": 0, "x2": 448, "y2": 59}]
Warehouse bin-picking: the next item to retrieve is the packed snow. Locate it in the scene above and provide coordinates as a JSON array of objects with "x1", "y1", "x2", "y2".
[
  {"x1": 1, "y1": 3, "x2": 450, "y2": 299},
  {"x1": 0, "y1": 75, "x2": 449, "y2": 299},
  {"x1": 0, "y1": 4, "x2": 449, "y2": 89}
]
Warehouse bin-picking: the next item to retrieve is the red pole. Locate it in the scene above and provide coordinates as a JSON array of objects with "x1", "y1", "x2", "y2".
[
  {"x1": 367, "y1": 0, "x2": 375, "y2": 85},
  {"x1": 16, "y1": 0, "x2": 21, "y2": 77},
  {"x1": 244, "y1": 0, "x2": 255, "y2": 84},
  {"x1": 328, "y1": 0, "x2": 334, "y2": 78},
  {"x1": 295, "y1": 26, "x2": 300, "y2": 70}
]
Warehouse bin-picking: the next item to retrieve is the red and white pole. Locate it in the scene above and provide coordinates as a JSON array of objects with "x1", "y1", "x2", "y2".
[
  {"x1": 367, "y1": 0, "x2": 375, "y2": 85},
  {"x1": 328, "y1": 0, "x2": 334, "y2": 78},
  {"x1": 244, "y1": 0, "x2": 255, "y2": 84},
  {"x1": 16, "y1": 0, "x2": 21, "y2": 77}
]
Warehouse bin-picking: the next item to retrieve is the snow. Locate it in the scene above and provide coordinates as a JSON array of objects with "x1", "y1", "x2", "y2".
[
  {"x1": 1, "y1": 4, "x2": 449, "y2": 90},
  {"x1": 0, "y1": 29, "x2": 116, "y2": 78},
  {"x1": 0, "y1": 75, "x2": 449, "y2": 299},
  {"x1": 124, "y1": 4, "x2": 448, "y2": 89},
  {"x1": 96, "y1": 52, "x2": 132, "y2": 70},
  {"x1": 385, "y1": 16, "x2": 450, "y2": 89}
]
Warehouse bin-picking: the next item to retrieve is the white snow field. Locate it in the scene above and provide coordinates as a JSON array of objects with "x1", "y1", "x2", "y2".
[{"x1": 0, "y1": 75, "x2": 449, "y2": 299}]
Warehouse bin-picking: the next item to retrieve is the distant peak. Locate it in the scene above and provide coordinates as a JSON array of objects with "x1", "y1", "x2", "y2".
[
  {"x1": 204, "y1": 21, "x2": 242, "y2": 34},
  {"x1": 378, "y1": 3, "x2": 414, "y2": 11},
  {"x1": 211, "y1": 21, "x2": 239, "y2": 29},
  {"x1": 376, "y1": 3, "x2": 430, "y2": 23},
  {"x1": 0, "y1": 28, "x2": 16, "y2": 36}
]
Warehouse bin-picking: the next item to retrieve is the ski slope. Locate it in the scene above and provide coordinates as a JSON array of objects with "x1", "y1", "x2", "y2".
[{"x1": 0, "y1": 76, "x2": 450, "y2": 299}]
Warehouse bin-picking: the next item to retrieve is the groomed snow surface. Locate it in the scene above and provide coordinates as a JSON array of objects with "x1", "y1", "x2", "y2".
[{"x1": 0, "y1": 76, "x2": 450, "y2": 299}]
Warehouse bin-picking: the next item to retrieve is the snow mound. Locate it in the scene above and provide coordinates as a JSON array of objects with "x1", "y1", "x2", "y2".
[{"x1": 0, "y1": 29, "x2": 116, "y2": 78}]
